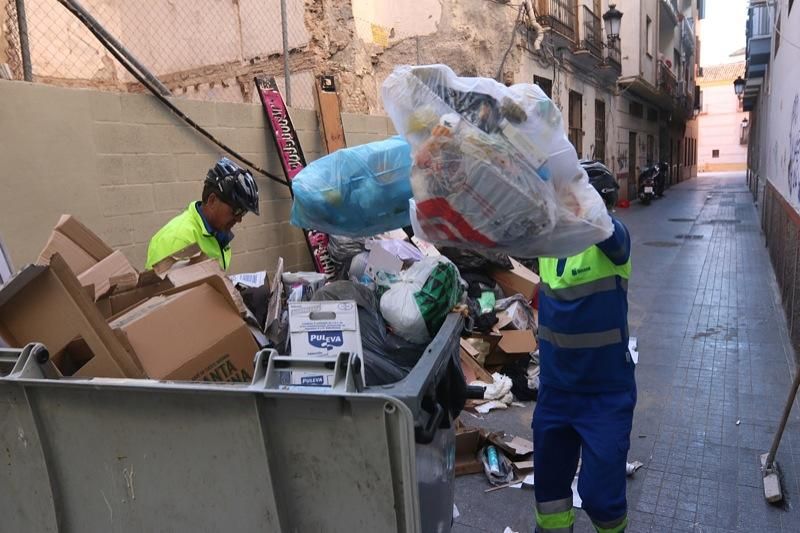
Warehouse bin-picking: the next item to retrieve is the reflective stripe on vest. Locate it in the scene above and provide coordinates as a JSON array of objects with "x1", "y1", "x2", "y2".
[
  {"x1": 539, "y1": 325, "x2": 622, "y2": 349},
  {"x1": 540, "y1": 277, "x2": 628, "y2": 301}
]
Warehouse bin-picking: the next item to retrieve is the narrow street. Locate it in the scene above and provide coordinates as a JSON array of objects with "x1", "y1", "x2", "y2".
[{"x1": 454, "y1": 172, "x2": 800, "y2": 533}]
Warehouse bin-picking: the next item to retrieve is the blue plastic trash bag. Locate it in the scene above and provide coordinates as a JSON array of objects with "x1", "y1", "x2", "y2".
[{"x1": 290, "y1": 136, "x2": 413, "y2": 237}]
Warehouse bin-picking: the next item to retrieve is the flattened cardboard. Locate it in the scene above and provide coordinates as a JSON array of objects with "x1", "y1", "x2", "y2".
[
  {"x1": 110, "y1": 282, "x2": 257, "y2": 382},
  {"x1": 497, "y1": 330, "x2": 537, "y2": 355},
  {"x1": 163, "y1": 258, "x2": 247, "y2": 316},
  {"x1": 265, "y1": 257, "x2": 285, "y2": 336},
  {"x1": 37, "y1": 215, "x2": 114, "y2": 274},
  {"x1": 0, "y1": 235, "x2": 13, "y2": 285},
  {"x1": 460, "y1": 340, "x2": 493, "y2": 384},
  {"x1": 77, "y1": 250, "x2": 138, "y2": 301},
  {"x1": 0, "y1": 254, "x2": 144, "y2": 378},
  {"x1": 485, "y1": 330, "x2": 537, "y2": 366},
  {"x1": 95, "y1": 271, "x2": 174, "y2": 320},
  {"x1": 491, "y1": 257, "x2": 540, "y2": 301},
  {"x1": 151, "y1": 243, "x2": 205, "y2": 277}
]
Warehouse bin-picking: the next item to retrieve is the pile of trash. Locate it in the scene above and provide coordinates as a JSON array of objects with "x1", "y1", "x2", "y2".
[{"x1": 0, "y1": 214, "x2": 541, "y2": 394}]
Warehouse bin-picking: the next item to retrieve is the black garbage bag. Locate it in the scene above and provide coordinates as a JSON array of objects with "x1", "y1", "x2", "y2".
[
  {"x1": 312, "y1": 281, "x2": 427, "y2": 385},
  {"x1": 327, "y1": 235, "x2": 368, "y2": 279},
  {"x1": 501, "y1": 357, "x2": 538, "y2": 401},
  {"x1": 439, "y1": 247, "x2": 513, "y2": 273}
]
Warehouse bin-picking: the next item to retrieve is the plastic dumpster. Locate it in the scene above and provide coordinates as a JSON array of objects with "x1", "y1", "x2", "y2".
[{"x1": 0, "y1": 314, "x2": 466, "y2": 533}]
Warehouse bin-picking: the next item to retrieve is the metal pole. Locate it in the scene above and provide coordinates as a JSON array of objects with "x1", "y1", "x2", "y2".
[
  {"x1": 15, "y1": 0, "x2": 33, "y2": 81},
  {"x1": 280, "y1": 0, "x2": 292, "y2": 107},
  {"x1": 57, "y1": 0, "x2": 171, "y2": 96}
]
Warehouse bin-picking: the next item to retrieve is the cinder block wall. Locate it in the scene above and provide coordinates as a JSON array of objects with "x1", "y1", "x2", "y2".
[{"x1": 0, "y1": 80, "x2": 396, "y2": 275}]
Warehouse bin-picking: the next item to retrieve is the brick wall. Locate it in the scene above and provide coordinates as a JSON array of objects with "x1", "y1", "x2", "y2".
[{"x1": 0, "y1": 80, "x2": 396, "y2": 276}]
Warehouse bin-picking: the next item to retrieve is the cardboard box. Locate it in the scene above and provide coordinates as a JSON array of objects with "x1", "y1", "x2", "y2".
[
  {"x1": 77, "y1": 250, "x2": 138, "y2": 301},
  {"x1": 491, "y1": 257, "x2": 540, "y2": 301},
  {"x1": 455, "y1": 424, "x2": 484, "y2": 476},
  {"x1": 0, "y1": 254, "x2": 144, "y2": 378},
  {"x1": 95, "y1": 271, "x2": 175, "y2": 319},
  {"x1": 288, "y1": 300, "x2": 363, "y2": 386},
  {"x1": 163, "y1": 258, "x2": 247, "y2": 317},
  {"x1": 109, "y1": 279, "x2": 258, "y2": 382},
  {"x1": 485, "y1": 329, "x2": 538, "y2": 367},
  {"x1": 37, "y1": 215, "x2": 114, "y2": 275}
]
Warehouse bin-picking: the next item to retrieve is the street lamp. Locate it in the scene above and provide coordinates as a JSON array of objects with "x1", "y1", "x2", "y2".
[
  {"x1": 733, "y1": 76, "x2": 746, "y2": 97},
  {"x1": 603, "y1": 4, "x2": 623, "y2": 40}
]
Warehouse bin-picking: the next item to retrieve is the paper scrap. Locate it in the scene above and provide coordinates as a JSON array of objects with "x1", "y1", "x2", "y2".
[
  {"x1": 475, "y1": 400, "x2": 509, "y2": 414},
  {"x1": 229, "y1": 271, "x2": 266, "y2": 288},
  {"x1": 571, "y1": 475, "x2": 582, "y2": 508},
  {"x1": 628, "y1": 337, "x2": 639, "y2": 365},
  {"x1": 503, "y1": 528, "x2": 520, "y2": 533},
  {"x1": 452, "y1": 504, "x2": 460, "y2": 520},
  {"x1": 507, "y1": 436, "x2": 534, "y2": 456},
  {"x1": 626, "y1": 460, "x2": 644, "y2": 476},
  {"x1": 511, "y1": 473, "x2": 535, "y2": 489},
  {"x1": 513, "y1": 460, "x2": 534, "y2": 472}
]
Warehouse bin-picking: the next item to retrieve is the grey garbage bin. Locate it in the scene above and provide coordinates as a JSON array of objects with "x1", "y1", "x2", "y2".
[{"x1": 0, "y1": 314, "x2": 465, "y2": 533}]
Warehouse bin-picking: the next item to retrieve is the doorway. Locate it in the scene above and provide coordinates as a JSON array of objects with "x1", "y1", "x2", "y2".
[{"x1": 628, "y1": 132, "x2": 637, "y2": 200}]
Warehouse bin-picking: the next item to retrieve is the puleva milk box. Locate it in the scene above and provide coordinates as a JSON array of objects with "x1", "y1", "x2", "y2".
[{"x1": 288, "y1": 300, "x2": 364, "y2": 386}]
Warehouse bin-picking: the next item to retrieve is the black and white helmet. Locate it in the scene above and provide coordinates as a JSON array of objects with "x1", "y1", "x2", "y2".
[
  {"x1": 205, "y1": 157, "x2": 260, "y2": 216},
  {"x1": 580, "y1": 159, "x2": 619, "y2": 208}
]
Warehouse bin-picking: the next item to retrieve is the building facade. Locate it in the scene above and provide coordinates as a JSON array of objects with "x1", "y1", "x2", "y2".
[
  {"x1": 2, "y1": 0, "x2": 702, "y2": 197},
  {"x1": 614, "y1": 0, "x2": 702, "y2": 198},
  {"x1": 696, "y1": 61, "x2": 748, "y2": 172},
  {"x1": 743, "y1": 0, "x2": 800, "y2": 355}
]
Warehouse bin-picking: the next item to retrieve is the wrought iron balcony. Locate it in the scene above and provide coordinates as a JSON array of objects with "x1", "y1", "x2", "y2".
[
  {"x1": 537, "y1": 0, "x2": 577, "y2": 42},
  {"x1": 657, "y1": 60, "x2": 677, "y2": 98},
  {"x1": 577, "y1": 5, "x2": 603, "y2": 58}
]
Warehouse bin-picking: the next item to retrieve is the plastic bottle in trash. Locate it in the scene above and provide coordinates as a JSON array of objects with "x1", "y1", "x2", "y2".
[{"x1": 486, "y1": 446, "x2": 501, "y2": 474}]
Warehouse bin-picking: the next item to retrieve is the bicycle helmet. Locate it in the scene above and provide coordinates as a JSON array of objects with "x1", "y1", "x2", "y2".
[
  {"x1": 580, "y1": 159, "x2": 619, "y2": 208},
  {"x1": 205, "y1": 157, "x2": 260, "y2": 216}
]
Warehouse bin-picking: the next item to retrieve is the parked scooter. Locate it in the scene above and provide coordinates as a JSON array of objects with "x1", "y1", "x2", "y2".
[
  {"x1": 580, "y1": 159, "x2": 620, "y2": 208},
  {"x1": 654, "y1": 162, "x2": 669, "y2": 198},
  {"x1": 638, "y1": 165, "x2": 657, "y2": 205}
]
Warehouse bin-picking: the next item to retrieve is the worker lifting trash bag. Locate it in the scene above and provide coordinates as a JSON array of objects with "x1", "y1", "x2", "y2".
[{"x1": 381, "y1": 64, "x2": 614, "y2": 258}]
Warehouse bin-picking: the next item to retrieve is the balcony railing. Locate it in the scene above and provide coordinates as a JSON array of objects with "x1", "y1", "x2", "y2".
[
  {"x1": 660, "y1": 0, "x2": 679, "y2": 24},
  {"x1": 605, "y1": 37, "x2": 621, "y2": 68},
  {"x1": 578, "y1": 5, "x2": 602, "y2": 57},
  {"x1": 657, "y1": 60, "x2": 677, "y2": 98},
  {"x1": 537, "y1": 0, "x2": 577, "y2": 42}
]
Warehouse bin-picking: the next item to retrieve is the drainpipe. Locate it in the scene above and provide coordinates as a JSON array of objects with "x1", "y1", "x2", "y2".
[{"x1": 523, "y1": 0, "x2": 544, "y2": 51}]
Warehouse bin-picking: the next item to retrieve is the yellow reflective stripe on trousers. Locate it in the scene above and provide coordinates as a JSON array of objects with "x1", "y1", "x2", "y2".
[
  {"x1": 592, "y1": 514, "x2": 628, "y2": 533},
  {"x1": 536, "y1": 497, "x2": 575, "y2": 531},
  {"x1": 540, "y1": 277, "x2": 627, "y2": 301},
  {"x1": 538, "y1": 326, "x2": 622, "y2": 349}
]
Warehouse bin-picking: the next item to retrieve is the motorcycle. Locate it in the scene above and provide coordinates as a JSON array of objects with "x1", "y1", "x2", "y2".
[
  {"x1": 654, "y1": 162, "x2": 669, "y2": 198},
  {"x1": 638, "y1": 165, "x2": 657, "y2": 205}
]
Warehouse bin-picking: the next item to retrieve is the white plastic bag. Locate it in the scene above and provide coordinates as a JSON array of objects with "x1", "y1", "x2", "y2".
[
  {"x1": 381, "y1": 64, "x2": 613, "y2": 258},
  {"x1": 378, "y1": 257, "x2": 461, "y2": 344}
]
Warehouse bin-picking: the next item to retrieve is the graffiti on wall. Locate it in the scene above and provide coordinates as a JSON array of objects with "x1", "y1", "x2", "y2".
[{"x1": 789, "y1": 95, "x2": 800, "y2": 202}]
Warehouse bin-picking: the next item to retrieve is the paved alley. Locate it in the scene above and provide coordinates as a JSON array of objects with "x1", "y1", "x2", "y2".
[{"x1": 454, "y1": 172, "x2": 800, "y2": 533}]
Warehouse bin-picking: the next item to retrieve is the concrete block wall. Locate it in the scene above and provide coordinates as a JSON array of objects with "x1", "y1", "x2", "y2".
[{"x1": 0, "y1": 80, "x2": 396, "y2": 276}]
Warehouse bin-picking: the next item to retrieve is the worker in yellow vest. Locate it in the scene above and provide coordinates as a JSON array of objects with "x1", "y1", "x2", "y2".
[
  {"x1": 534, "y1": 160, "x2": 634, "y2": 533},
  {"x1": 146, "y1": 157, "x2": 260, "y2": 271}
]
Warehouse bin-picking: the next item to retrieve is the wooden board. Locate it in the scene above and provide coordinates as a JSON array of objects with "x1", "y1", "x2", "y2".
[
  {"x1": 313, "y1": 75, "x2": 347, "y2": 153},
  {"x1": 460, "y1": 341, "x2": 493, "y2": 384}
]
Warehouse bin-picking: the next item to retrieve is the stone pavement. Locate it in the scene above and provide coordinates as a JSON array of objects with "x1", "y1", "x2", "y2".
[{"x1": 453, "y1": 172, "x2": 800, "y2": 532}]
